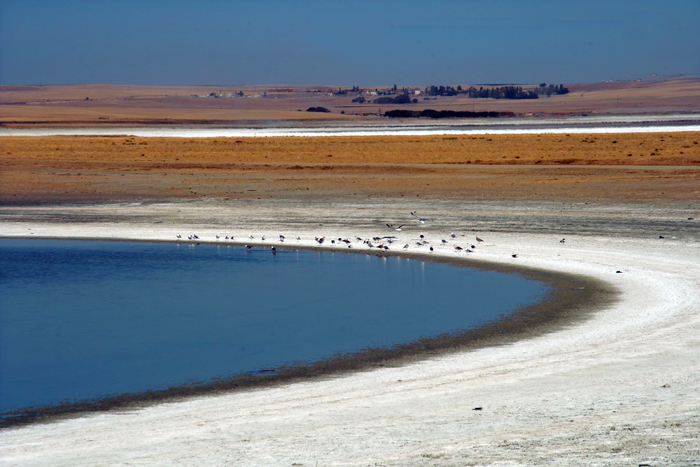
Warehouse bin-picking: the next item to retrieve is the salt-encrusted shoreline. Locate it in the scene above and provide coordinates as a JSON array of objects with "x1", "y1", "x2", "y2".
[{"x1": 1, "y1": 201, "x2": 699, "y2": 466}]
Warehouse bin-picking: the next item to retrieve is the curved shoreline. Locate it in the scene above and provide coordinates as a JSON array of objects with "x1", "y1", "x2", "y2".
[
  {"x1": 0, "y1": 238, "x2": 616, "y2": 429},
  {"x1": 1, "y1": 201, "x2": 698, "y2": 465}
]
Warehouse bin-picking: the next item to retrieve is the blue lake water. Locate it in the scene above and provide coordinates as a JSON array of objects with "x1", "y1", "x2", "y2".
[{"x1": 0, "y1": 239, "x2": 549, "y2": 412}]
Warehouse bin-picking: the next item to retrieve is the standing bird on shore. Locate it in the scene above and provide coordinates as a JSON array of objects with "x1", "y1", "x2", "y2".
[
  {"x1": 249, "y1": 234, "x2": 254, "y2": 240},
  {"x1": 450, "y1": 232, "x2": 456, "y2": 238},
  {"x1": 476, "y1": 236, "x2": 484, "y2": 243},
  {"x1": 512, "y1": 254, "x2": 518, "y2": 258},
  {"x1": 441, "y1": 239, "x2": 448, "y2": 244},
  {"x1": 403, "y1": 244, "x2": 409, "y2": 250},
  {"x1": 560, "y1": 238, "x2": 566, "y2": 244},
  {"x1": 176, "y1": 234, "x2": 182, "y2": 239},
  {"x1": 395, "y1": 225, "x2": 406, "y2": 231}
]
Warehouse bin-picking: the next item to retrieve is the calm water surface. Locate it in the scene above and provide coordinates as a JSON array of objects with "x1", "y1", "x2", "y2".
[{"x1": 0, "y1": 239, "x2": 548, "y2": 412}]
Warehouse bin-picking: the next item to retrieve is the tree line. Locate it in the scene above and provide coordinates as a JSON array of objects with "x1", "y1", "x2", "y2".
[{"x1": 424, "y1": 83, "x2": 569, "y2": 99}]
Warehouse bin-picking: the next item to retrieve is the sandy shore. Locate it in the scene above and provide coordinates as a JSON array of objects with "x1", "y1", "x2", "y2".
[{"x1": 1, "y1": 199, "x2": 699, "y2": 466}]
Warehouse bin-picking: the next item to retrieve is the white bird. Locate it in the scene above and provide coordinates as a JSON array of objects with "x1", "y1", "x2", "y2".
[
  {"x1": 410, "y1": 212, "x2": 426, "y2": 224},
  {"x1": 395, "y1": 224, "x2": 406, "y2": 231}
]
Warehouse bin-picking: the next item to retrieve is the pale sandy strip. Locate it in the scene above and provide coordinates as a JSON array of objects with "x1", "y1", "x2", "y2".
[{"x1": 0, "y1": 215, "x2": 699, "y2": 466}]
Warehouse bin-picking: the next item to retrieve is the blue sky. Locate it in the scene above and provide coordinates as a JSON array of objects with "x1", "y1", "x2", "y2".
[{"x1": 1, "y1": 0, "x2": 698, "y2": 86}]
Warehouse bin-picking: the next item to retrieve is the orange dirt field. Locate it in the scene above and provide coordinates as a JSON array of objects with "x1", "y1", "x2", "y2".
[{"x1": 1, "y1": 133, "x2": 698, "y2": 205}]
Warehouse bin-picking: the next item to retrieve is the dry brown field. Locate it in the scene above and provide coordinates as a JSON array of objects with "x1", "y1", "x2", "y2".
[
  {"x1": 2, "y1": 132, "x2": 698, "y2": 205},
  {"x1": 2, "y1": 78, "x2": 699, "y2": 125}
]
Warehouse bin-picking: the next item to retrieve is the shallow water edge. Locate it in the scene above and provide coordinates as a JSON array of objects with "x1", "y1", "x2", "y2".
[{"x1": 0, "y1": 236, "x2": 618, "y2": 429}]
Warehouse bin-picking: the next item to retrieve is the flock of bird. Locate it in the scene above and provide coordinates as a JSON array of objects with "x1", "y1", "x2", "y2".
[{"x1": 174, "y1": 211, "x2": 568, "y2": 258}]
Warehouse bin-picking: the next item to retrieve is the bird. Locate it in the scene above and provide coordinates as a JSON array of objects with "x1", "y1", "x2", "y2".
[
  {"x1": 280, "y1": 234, "x2": 285, "y2": 240},
  {"x1": 395, "y1": 224, "x2": 406, "y2": 231},
  {"x1": 476, "y1": 236, "x2": 484, "y2": 243},
  {"x1": 225, "y1": 236, "x2": 229, "y2": 240},
  {"x1": 403, "y1": 244, "x2": 409, "y2": 250},
  {"x1": 450, "y1": 232, "x2": 456, "y2": 238},
  {"x1": 441, "y1": 239, "x2": 448, "y2": 244},
  {"x1": 261, "y1": 235, "x2": 266, "y2": 241},
  {"x1": 471, "y1": 244, "x2": 476, "y2": 249},
  {"x1": 271, "y1": 246, "x2": 276, "y2": 253},
  {"x1": 512, "y1": 254, "x2": 518, "y2": 258},
  {"x1": 296, "y1": 236, "x2": 301, "y2": 241},
  {"x1": 410, "y1": 212, "x2": 426, "y2": 224},
  {"x1": 216, "y1": 235, "x2": 220, "y2": 239},
  {"x1": 429, "y1": 246, "x2": 434, "y2": 252},
  {"x1": 245, "y1": 245, "x2": 252, "y2": 250},
  {"x1": 176, "y1": 234, "x2": 182, "y2": 239},
  {"x1": 466, "y1": 249, "x2": 473, "y2": 253},
  {"x1": 454, "y1": 246, "x2": 463, "y2": 251},
  {"x1": 192, "y1": 234, "x2": 199, "y2": 239},
  {"x1": 249, "y1": 234, "x2": 254, "y2": 240},
  {"x1": 560, "y1": 238, "x2": 566, "y2": 244}
]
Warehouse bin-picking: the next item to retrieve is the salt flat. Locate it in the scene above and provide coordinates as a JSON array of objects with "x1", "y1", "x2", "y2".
[{"x1": 1, "y1": 200, "x2": 698, "y2": 466}]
